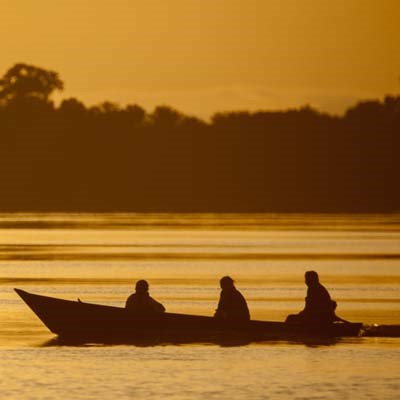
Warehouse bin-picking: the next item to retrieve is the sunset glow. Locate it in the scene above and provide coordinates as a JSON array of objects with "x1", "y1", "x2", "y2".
[{"x1": 1, "y1": 0, "x2": 399, "y2": 117}]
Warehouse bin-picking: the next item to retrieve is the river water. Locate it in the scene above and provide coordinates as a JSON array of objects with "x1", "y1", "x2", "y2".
[{"x1": 0, "y1": 213, "x2": 399, "y2": 399}]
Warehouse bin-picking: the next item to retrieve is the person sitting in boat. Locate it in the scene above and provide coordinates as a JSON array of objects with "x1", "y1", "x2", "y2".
[
  {"x1": 125, "y1": 280, "x2": 166, "y2": 314},
  {"x1": 285, "y1": 270, "x2": 341, "y2": 325},
  {"x1": 214, "y1": 276, "x2": 250, "y2": 321}
]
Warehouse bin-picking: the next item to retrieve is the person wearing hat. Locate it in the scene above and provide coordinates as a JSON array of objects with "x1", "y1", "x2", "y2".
[
  {"x1": 214, "y1": 276, "x2": 250, "y2": 321},
  {"x1": 125, "y1": 279, "x2": 165, "y2": 314}
]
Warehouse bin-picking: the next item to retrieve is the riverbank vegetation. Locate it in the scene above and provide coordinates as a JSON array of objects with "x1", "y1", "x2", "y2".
[{"x1": 1, "y1": 63, "x2": 399, "y2": 212}]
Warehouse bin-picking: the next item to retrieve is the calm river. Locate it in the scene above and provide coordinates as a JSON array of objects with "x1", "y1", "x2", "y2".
[{"x1": 0, "y1": 213, "x2": 399, "y2": 399}]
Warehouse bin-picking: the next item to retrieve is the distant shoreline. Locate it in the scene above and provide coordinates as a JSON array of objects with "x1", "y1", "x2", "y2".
[{"x1": 1, "y1": 64, "x2": 399, "y2": 213}]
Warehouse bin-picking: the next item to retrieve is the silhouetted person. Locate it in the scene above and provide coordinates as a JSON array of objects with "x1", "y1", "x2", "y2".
[
  {"x1": 214, "y1": 276, "x2": 250, "y2": 321},
  {"x1": 125, "y1": 280, "x2": 165, "y2": 314},
  {"x1": 286, "y1": 271, "x2": 340, "y2": 325}
]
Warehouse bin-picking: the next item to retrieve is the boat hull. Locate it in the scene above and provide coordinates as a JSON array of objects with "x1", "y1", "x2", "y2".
[{"x1": 15, "y1": 289, "x2": 362, "y2": 344}]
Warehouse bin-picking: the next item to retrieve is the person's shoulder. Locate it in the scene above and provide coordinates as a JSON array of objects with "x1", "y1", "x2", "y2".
[
  {"x1": 317, "y1": 283, "x2": 331, "y2": 298},
  {"x1": 125, "y1": 293, "x2": 137, "y2": 307},
  {"x1": 126, "y1": 293, "x2": 135, "y2": 300},
  {"x1": 148, "y1": 295, "x2": 166, "y2": 311},
  {"x1": 318, "y1": 283, "x2": 330, "y2": 292},
  {"x1": 234, "y1": 288, "x2": 247, "y2": 299}
]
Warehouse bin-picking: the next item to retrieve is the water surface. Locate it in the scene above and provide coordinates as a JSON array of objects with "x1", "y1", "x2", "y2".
[{"x1": 0, "y1": 213, "x2": 399, "y2": 399}]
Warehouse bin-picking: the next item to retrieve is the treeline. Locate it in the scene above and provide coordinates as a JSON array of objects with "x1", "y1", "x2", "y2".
[{"x1": 0, "y1": 63, "x2": 399, "y2": 212}]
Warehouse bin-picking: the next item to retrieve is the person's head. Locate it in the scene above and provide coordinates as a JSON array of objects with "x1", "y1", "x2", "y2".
[
  {"x1": 135, "y1": 279, "x2": 149, "y2": 294},
  {"x1": 220, "y1": 276, "x2": 235, "y2": 290},
  {"x1": 305, "y1": 270, "x2": 319, "y2": 287}
]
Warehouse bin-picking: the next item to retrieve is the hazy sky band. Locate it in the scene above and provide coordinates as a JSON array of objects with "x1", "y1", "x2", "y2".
[{"x1": 2, "y1": 0, "x2": 399, "y2": 118}]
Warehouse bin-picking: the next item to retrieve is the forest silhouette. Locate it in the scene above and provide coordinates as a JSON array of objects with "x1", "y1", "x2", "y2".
[{"x1": 0, "y1": 63, "x2": 399, "y2": 212}]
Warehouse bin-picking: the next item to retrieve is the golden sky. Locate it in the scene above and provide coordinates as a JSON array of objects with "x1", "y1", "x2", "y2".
[{"x1": 1, "y1": 0, "x2": 399, "y2": 118}]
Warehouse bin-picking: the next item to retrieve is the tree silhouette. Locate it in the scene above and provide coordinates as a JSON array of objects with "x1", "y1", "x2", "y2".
[
  {"x1": 59, "y1": 97, "x2": 86, "y2": 114},
  {"x1": 0, "y1": 63, "x2": 63, "y2": 104},
  {"x1": 0, "y1": 61, "x2": 399, "y2": 212},
  {"x1": 150, "y1": 105, "x2": 183, "y2": 129},
  {"x1": 124, "y1": 104, "x2": 147, "y2": 127}
]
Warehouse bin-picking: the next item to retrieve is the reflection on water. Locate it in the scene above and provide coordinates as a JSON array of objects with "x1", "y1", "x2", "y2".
[
  {"x1": 0, "y1": 214, "x2": 399, "y2": 399},
  {"x1": 1, "y1": 339, "x2": 399, "y2": 400},
  {"x1": 39, "y1": 335, "x2": 344, "y2": 348}
]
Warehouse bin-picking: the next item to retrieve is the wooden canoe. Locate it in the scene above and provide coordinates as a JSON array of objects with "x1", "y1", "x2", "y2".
[{"x1": 15, "y1": 288, "x2": 363, "y2": 344}]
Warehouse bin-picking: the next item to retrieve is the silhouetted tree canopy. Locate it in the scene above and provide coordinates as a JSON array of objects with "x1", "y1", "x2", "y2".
[
  {"x1": 0, "y1": 62, "x2": 399, "y2": 212},
  {"x1": 59, "y1": 98, "x2": 87, "y2": 117},
  {"x1": 151, "y1": 106, "x2": 184, "y2": 128},
  {"x1": 0, "y1": 63, "x2": 63, "y2": 104}
]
